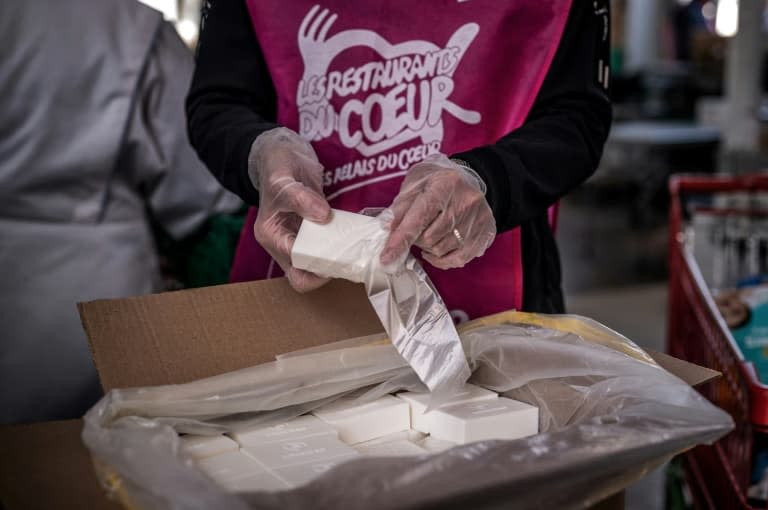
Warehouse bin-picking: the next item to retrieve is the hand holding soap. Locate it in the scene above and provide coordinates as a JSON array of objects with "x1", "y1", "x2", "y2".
[
  {"x1": 249, "y1": 127, "x2": 332, "y2": 293},
  {"x1": 291, "y1": 209, "x2": 387, "y2": 284}
]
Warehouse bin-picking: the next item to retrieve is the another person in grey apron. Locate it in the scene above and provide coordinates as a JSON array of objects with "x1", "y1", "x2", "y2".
[{"x1": 0, "y1": 0, "x2": 240, "y2": 424}]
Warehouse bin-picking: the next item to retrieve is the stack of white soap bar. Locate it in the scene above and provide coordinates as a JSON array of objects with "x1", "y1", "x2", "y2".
[
  {"x1": 397, "y1": 384, "x2": 498, "y2": 434},
  {"x1": 180, "y1": 435, "x2": 239, "y2": 460},
  {"x1": 291, "y1": 209, "x2": 384, "y2": 284},
  {"x1": 312, "y1": 395, "x2": 411, "y2": 444},
  {"x1": 196, "y1": 451, "x2": 288, "y2": 492},
  {"x1": 189, "y1": 388, "x2": 539, "y2": 492}
]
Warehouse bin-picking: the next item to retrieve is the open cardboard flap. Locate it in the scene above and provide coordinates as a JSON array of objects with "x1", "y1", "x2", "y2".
[
  {"x1": 78, "y1": 279, "x2": 381, "y2": 391},
  {"x1": 78, "y1": 277, "x2": 719, "y2": 391}
]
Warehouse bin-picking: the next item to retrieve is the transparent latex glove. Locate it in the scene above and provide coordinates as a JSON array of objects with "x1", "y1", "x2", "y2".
[
  {"x1": 249, "y1": 127, "x2": 332, "y2": 292},
  {"x1": 380, "y1": 153, "x2": 496, "y2": 269}
]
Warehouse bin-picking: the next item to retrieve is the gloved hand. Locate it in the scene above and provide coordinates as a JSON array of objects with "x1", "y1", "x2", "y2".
[
  {"x1": 249, "y1": 127, "x2": 332, "y2": 292},
  {"x1": 380, "y1": 153, "x2": 496, "y2": 269}
]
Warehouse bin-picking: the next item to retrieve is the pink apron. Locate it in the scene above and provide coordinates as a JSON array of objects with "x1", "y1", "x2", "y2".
[{"x1": 232, "y1": 0, "x2": 572, "y2": 321}]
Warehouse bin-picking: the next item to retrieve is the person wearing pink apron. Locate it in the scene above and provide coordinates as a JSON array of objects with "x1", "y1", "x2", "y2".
[{"x1": 187, "y1": 0, "x2": 612, "y2": 320}]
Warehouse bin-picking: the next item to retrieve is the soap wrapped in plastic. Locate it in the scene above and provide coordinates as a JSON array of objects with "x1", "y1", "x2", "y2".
[
  {"x1": 290, "y1": 208, "x2": 471, "y2": 408},
  {"x1": 82, "y1": 313, "x2": 733, "y2": 510}
]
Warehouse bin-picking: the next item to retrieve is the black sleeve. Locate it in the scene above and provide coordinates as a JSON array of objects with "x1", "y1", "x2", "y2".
[
  {"x1": 452, "y1": 0, "x2": 612, "y2": 233},
  {"x1": 186, "y1": 0, "x2": 279, "y2": 206}
]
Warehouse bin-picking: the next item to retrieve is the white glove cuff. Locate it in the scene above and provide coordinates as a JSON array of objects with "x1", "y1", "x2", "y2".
[{"x1": 450, "y1": 158, "x2": 488, "y2": 196}]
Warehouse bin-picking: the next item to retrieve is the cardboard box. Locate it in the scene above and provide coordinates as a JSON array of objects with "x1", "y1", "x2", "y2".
[
  {"x1": 75, "y1": 277, "x2": 718, "y2": 509},
  {"x1": 0, "y1": 419, "x2": 122, "y2": 510},
  {"x1": 79, "y1": 279, "x2": 383, "y2": 391}
]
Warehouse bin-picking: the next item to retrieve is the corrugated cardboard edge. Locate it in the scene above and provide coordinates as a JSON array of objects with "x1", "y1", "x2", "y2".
[
  {"x1": 78, "y1": 278, "x2": 382, "y2": 391},
  {"x1": 645, "y1": 349, "x2": 720, "y2": 387}
]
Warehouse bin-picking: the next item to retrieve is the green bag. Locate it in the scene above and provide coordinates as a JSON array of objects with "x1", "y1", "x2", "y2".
[{"x1": 156, "y1": 209, "x2": 247, "y2": 289}]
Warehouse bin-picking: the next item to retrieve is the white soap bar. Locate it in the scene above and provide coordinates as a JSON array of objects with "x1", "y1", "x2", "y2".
[
  {"x1": 291, "y1": 209, "x2": 383, "y2": 283},
  {"x1": 180, "y1": 435, "x2": 240, "y2": 460},
  {"x1": 218, "y1": 471, "x2": 289, "y2": 493},
  {"x1": 312, "y1": 395, "x2": 410, "y2": 444},
  {"x1": 397, "y1": 384, "x2": 498, "y2": 433},
  {"x1": 230, "y1": 415, "x2": 338, "y2": 447},
  {"x1": 355, "y1": 439, "x2": 427, "y2": 457},
  {"x1": 272, "y1": 453, "x2": 359, "y2": 488},
  {"x1": 242, "y1": 434, "x2": 358, "y2": 469},
  {"x1": 429, "y1": 397, "x2": 539, "y2": 444},
  {"x1": 197, "y1": 451, "x2": 265, "y2": 482}
]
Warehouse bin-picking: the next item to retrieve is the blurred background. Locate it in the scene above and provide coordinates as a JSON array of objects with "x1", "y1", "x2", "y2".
[{"x1": 552, "y1": 1, "x2": 768, "y2": 509}]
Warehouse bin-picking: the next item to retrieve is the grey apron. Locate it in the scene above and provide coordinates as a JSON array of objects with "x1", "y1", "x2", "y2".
[{"x1": 0, "y1": 0, "x2": 240, "y2": 423}]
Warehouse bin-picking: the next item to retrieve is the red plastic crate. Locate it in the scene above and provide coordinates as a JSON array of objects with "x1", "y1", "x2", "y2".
[{"x1": 668, "y1": 173, "x2": 768, "y2": 510}]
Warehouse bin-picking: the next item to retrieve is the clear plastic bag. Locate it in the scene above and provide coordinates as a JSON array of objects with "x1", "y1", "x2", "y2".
[
  {"x1": 291, "y1": 208, "x2": 471, "y2": 406},
  {"x1": 82, "y1": 315, "x2": 733, "y2": 510}
]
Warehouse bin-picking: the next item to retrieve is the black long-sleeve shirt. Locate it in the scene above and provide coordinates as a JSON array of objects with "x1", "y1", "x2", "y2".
[{"x1": 186, "y1": 1, "x2": 612, "y2": 313}]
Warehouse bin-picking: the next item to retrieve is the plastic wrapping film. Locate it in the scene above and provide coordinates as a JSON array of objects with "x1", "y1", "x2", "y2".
[
  {"x1": 290, "y1": 209, "x2": 471, "y2": 407},
  {"x1": 82, "y1": 314, "x2": 734, "y2": 510}
]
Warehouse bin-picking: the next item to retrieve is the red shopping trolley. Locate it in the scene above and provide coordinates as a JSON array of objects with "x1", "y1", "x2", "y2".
[{"x1": 668, "y1": 173, "x2": 768, "y2": 509}]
